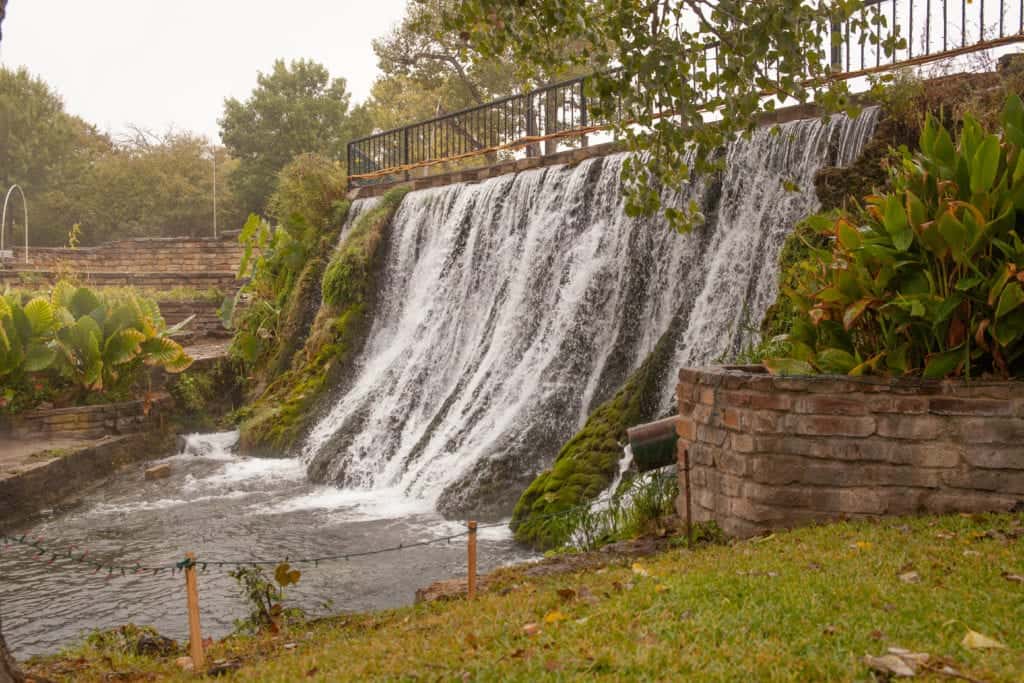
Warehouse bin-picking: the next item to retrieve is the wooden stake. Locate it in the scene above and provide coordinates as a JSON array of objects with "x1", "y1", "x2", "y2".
[
  {"x1": 467, "y1": 521, "x2": 478, "y2": 600},
  {"x1": 184, "y1": 552, "x2": 205, "y2": 671}
]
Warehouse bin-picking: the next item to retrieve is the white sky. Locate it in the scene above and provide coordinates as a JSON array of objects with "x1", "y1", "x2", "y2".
[{"x1": 0, "y1": 0, "x2": 408, "y2": 143}]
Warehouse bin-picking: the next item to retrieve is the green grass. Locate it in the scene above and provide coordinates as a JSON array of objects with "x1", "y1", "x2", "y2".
[{"x1": 25, "y1": 512, "x2": 1024, "y2": 681}]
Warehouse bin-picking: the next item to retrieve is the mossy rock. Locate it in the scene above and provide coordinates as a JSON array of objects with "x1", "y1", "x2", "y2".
[
  {"x1": 510, "y1": 327, "x2": 676, "y2": 550},
  {"x1": 238, "y1": 188, "x2": 410, "y2": 456}
]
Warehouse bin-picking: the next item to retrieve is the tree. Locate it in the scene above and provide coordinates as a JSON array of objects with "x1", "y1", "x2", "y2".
[
  {"x1": 219, "y1": 59, "x2": 364, "y2": 217},
  {"x1": 447, "y1": 0, "x2": 903, "y2": 232},
  {"x1": 366, "y1": 0, "x2": 585, "y2": 128}
]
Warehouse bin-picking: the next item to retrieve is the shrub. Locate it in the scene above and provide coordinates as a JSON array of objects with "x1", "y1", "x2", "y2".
[
  {"x1": 766, "y1": 95, "x2": 1024, "y2": 379},
  {"x1": 0, "y1": 283, "x2": 192, "y2": 411}
]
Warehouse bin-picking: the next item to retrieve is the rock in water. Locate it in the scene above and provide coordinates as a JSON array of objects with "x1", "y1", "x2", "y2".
[{"x1": 144, "y1": 464, "x2": 171, "y2": 480}]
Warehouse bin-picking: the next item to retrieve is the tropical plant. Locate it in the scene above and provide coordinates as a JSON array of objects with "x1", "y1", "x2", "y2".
[
  {"x1": 0, "y1": 283, "x2": 193, "y2": 409},
  {"x1": 765, "y1": 95, "x2": 1024, "y2": 379}
]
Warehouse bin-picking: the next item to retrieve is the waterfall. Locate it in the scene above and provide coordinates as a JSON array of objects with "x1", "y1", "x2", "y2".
[{"x1": 302, "y1": 108, "x2": 880, "y2": 518}]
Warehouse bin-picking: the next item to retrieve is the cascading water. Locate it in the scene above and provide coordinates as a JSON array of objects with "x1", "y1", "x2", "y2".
[{"x1": 303, "y1": 108, "x2": 880, "y2": 519}]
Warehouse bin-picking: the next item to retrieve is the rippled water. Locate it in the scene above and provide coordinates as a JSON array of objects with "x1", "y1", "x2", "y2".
[{"x1": 0, "y1": 433, "x2": 532, "y2": 658}]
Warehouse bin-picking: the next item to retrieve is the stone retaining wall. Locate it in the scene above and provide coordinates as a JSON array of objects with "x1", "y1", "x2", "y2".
[
  {"x1": 675, "y1": 366, "x2": 1024, "y2": 538},
  {"x1": 1, "y1": 233, "x2": 243, "y2": 274},
  {"x1": 4, "y1": 395, "x2": 173, "y2": 442},
  {"x1": 0, "y1": 269, "x2": 239, "y2": 293}
]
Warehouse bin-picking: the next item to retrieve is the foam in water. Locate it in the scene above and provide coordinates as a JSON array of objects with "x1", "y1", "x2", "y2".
[{"x1": 302, "y1": 109, "x2": 880, "y2": 518}]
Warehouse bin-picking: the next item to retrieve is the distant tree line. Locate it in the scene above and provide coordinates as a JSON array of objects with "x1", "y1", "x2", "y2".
[{"x1": 0, "y1": 0, "x2": 577, "y2": 248}]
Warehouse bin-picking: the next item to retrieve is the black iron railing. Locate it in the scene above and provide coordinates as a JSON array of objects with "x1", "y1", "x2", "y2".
[{"x1": 347, "y1": 0, "x2": 1024, "y2": 186}]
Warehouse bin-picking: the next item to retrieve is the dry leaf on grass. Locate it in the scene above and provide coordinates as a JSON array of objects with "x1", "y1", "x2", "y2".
[
  {"x1": 961, "y1": 629, "x2": 1007, "y2": 650},
  {"x1": 631, "y1": 562, "x2": 650, "y2": 576},
  {"x1": 556, "y1": 588, "x2": 576, "y2": 602},
  {"x1": 1001, "y1": 571, "x2": 1024, "y2": 584},
  {"x1": 522, "y1": 623, "x2": 541, "y2": 636},
  {"x1": 543, "y1": 611, "x2": 566, "y2": 624},
  {"x1": 863, "y1": 648, "x2": 930, "y2": 678},
  {"x1": 898, "y1": 571, "x2": 921, "y2": 584}
]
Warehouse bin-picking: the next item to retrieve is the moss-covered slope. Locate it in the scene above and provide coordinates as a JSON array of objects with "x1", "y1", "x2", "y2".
[
  {"x1": 237, "y1": 187, "x2": 409, "y2": 455},
  {"x1": 510, "y1": 328, "x2": 676, "y2": 549}
]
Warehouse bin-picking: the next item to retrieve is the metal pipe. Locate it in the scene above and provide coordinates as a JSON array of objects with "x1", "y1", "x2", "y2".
[{"x1": 1, "y1": 184, "x2": 28, "y2": 264}]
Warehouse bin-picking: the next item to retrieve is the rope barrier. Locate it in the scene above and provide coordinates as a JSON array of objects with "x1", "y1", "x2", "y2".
[{"x1": 0, "y1": 479, "x2": 647, "y2": 579}]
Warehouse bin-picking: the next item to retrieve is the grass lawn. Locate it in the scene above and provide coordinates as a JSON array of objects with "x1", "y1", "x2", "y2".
[{"x1": 26, "y1": 512, "x2": 1024, "y2": 682}]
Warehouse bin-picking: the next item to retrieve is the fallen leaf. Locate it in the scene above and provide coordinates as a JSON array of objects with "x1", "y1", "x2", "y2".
[
  {"x1": 898, "y1": 571, "x2": 921, "y2": 584},
  {"x1": 544, "y1": 658, "x2": 562, "y2": 672},
  {"x1": 556, "y1": 588, "x2": 577, "y2": 602},
  {"x1": 852, "y1": 541, "x2": 873, "y2": 550},
  {"x1": 543, "y1": 611, "x2": 566, "y2": 624},
  {"x1": 822, "y1": 624, "x2": 839, "y2": 636},
  {"x1": 869, "y1": 629, "x2": 885, "y2": 640},
  {"x1": 1002, "y1": 571, "x2": 1024, "y2": 584},
  {"x1": 577, "y1": 586, "x2": 599, "y2": 604},
  {"x1": 522, "y1": 623, "x2": 541, "y2": 636},
  {"x1": 962, "y1": 629, "x2": 1007, "y2": 650},
  {"x1": 631, "y1": 562, "x2": 650, "y2": 576},
  {"x1": 863, "y1": 654, "x2": 916, "y2": 677},
  {"x1": 655, "y1": 584, "x2": 669, "y2": 593},
  {"x1": 464, "y1": 633, "x2": 479, "y2": 649}
]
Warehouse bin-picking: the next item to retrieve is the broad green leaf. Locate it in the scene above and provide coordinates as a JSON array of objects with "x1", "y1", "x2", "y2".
[
  {"x1": 22, "y1": 298, "x2": 55, "y2": 336},
  {"x1": 923, "y1": 347, "x2": 964, "y2": 379},
  {"x1": 938, "y1": 211, "x2": 968, "y2": 262},
  {"x1": 970, "y1": 134, "x2": 1001, "y2": 194},
  {"x1": 104, "y1": 329, "x2": 146, "y2": 365},
  {"x1": 883, "y1": 195, "x2": 913, "y2": 251},
  {"x1": 69, "y1": 287, "x2": 102, "y2": 319},
  {"x1": 836, "y1": 220, "x2": 861, "y2": 250},
  {"x1": 815, "y1": 348, "x2": 857, "y2": 374},
  {"x1": 995, "y1": 282, "x2": 1024, "y2": 319},
  {"x1": 24, "y1": 342, "x2": 56, "y2": 372}
]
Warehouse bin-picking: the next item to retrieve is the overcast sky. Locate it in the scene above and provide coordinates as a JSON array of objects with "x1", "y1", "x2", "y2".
[{"x1": 0, "y1": 1, "x2": 408, "y2": 142}]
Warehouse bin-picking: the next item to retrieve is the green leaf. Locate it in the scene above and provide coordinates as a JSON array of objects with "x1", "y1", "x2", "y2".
[
  {"x1": 955, "y1": 275, "x2": 984, "y2": 291},
  {"x1": 970, "y1": 134, "x2": 1001, "y2": 194},
  {"x1": 1003, "y1": 94, "x2": 1024, "y2": 133},
  {"x1": 836, "y1": 221, "x2": 862, "y2": 251},
  {"x1": 995, "y1": 282, "x2": 1024, "y2": 319},
  {"x1": 938, "y1": 211, "x2": 968, "y2": 262},
  {"x1": 762, "y1": 358, "x2": 816, "y2": 376},
  {"x1": 104, "y1": 329, "x2": 146, "y2": 365},
  {"x1": 69, "y1": 287, "x2": 102, "y2": 319},
  {"x1": 23, "y1": 298, "x2": 55, "y2": 336},
  {"x1": 24, "y1": 342, "x2": 56, "y2": 372},
  {"x1": 923, "y1": 347, "x2": 964, "y2": 379},
  {"x1": 815, "y1": 348, "x2": 857, "y2": 374},
  {"x1": 883, "y1": 195, "x2": 913, "y2": 251}
]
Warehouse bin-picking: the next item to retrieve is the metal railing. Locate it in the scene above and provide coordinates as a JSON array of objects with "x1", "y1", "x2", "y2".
[{"x1": 347, "y1": 0, "x2": 1024, "y2": 187}]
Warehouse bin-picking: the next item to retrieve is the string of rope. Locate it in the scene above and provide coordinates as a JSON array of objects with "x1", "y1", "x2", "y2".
[{"x1": 0, "y1": 482, "x2": 638, "y2": 578}]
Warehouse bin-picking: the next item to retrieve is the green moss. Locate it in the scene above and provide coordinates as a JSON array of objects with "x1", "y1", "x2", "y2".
[
  {"x1": 511, "y1": 328, "x2": 676, "y2": 550},
  {"x1": 238, "y1": 188, "x2": 410, "y2": 455}
]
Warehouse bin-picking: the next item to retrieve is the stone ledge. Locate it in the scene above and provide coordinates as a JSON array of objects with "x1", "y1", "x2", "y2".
[{"x1": 676, "y1": 366, "x2": 1024, "y2": 538}]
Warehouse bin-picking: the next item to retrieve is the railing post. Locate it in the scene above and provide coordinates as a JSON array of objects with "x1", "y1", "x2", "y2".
[
  {"x1": 830, "y1": 17, "x2": 842, "y2": 71},
  {"x1": 525, "y1": 92, "x2": 540, "y2": 158},
  {"x1": 579, "y1": 81, "x2": 589, "y2": 149},
  {"x1": 544, "y1": 88, "x2": 558, "y2": 156},
  {"x1": 403, "y1": 127, "x2": 411, "y2": 182}
]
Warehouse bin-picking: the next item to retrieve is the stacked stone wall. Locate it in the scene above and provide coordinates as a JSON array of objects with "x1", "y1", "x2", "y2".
[
  {"x1": 676, "y1": 366, "x2": 1024, "y2": 538},
  {"x1": 4, "y1": 395, "x2": 173, "y2": 442},
  {"x1": 1, "y1": 234, "x2": 242, "y2": 274}
]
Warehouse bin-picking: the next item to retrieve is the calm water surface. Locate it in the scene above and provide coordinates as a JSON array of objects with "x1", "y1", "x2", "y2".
[{"x1": 0, "y1": 432, "x2": 533, "y2": 658}]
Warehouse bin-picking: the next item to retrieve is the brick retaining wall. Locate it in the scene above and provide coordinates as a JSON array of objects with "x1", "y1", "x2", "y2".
[
  {"x1": 1, "y1": 234, "x2": 243, "y2": 274},
  {"x1": 675, "y1": 366, "x2": 1024, "y2": 538}
]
